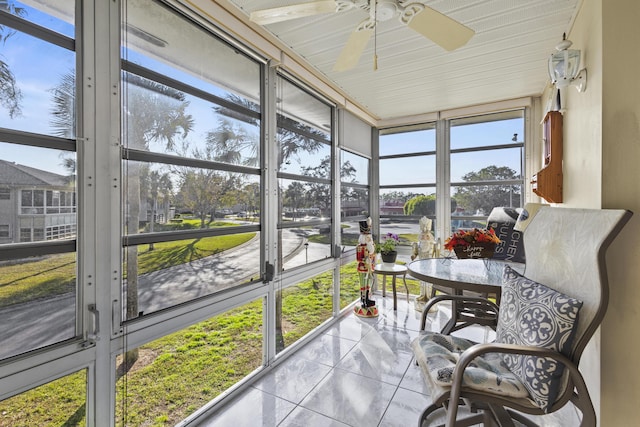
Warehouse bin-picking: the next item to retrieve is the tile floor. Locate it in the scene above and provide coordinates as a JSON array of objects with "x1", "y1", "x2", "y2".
[
  {"x1": 196, "y1": 293, "x2": 580, "y2": 427},
  {"x1": 201, "y1": 293, "x2": 486, "y2": 427}
]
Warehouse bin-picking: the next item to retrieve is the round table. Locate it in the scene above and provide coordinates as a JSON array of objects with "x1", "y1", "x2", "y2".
[
  {"x1": 407, "y1": 258, "x2": 524, "y2": 333},
  {"x1": 373, "y1": 264, "x2": 410, "y2": 311}
]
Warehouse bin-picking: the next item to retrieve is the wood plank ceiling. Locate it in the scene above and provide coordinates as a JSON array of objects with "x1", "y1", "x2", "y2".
[{"x1": 223, "y1": 0, "x2": 582, "y2": 122}]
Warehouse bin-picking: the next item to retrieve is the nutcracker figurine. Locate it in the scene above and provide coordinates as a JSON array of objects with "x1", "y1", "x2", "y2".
[{"x1": 353, "y1": 217, "x2": 378, "y2": 318}]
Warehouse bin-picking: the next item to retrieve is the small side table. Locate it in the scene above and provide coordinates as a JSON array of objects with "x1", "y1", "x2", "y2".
[{"x1": 373, "y1": 264, "x2": 410, "y2": 310}]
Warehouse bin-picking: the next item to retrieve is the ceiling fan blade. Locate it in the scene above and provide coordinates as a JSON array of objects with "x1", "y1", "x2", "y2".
[
  {"x1": 333, "y1": 28, "x2": 373, "y2": 72},
  {"x1": 250, "y1": 1, "x2": 337, "y2": 25},
  {"x1": 407, "y1": 6, "x2": 474, "y2": 51}
]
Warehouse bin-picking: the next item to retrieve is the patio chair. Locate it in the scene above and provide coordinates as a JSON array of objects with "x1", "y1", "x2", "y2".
[{"x1": 411, "y1": 206, "x2": 632, "y2": 426}]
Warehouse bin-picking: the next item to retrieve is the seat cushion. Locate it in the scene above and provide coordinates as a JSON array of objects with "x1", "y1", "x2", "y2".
[
  {"x1": 411, "y1": 332, "x2": 528, "y2": 398},
  {"x1": 496, "y1": 265, "x2": 583, "y2": 412}
]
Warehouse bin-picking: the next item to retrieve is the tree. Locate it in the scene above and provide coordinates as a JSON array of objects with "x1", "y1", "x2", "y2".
[
  {"x1": 404, "y1": 194, "x2": 436, "y2": 216},
  {"x1": 380, "y1": 191, "x2": 422, "y2": 205},
  {"x1": 124, "y1": 73, "x2": 193, "y2": 313},
  {"x1": 211, "y1": 94, "x2": 327, "y2": 168},
  {"x1": 121, "y1": 75, "x2": 193, "y2": 366},
  {"x1": 236, "y1": 181, "x2": 260, "y2": 219},
  {"x1": 49, "y1": 71, "x2": 75, "y2": 138},
  {"x1": 140, "y1": 167, "x2": 173, "y2": 250},
  {"x1": 454, "y1": 165, "x2": 521, "y2": 215},
  {"x1": 301, "y1": 155, "x2": 356, "y2": 215},
  {"x1": 284, "y1": 181, "x2": 306, "y2": 220},
  {"x1": 50, "y1": 71, "x2": 78, "y2": 183},
  {"x1": 178, "y1": 101, "x2": 260, "y2": 228},
  {"x1": 176, "y1": 170, "x2": 239, "y2": 227},
  {"x1": 206, "y1": 114, "x2": 259, "y2": 166},
  {"x1": 403, "y1": 194, "x2": 457, "y2": 216},
  {"x1": 0, "y1": 1, "x2": 25, "y2": 118}
]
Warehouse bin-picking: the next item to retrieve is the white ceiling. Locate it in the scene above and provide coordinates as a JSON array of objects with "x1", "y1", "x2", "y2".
[{"x1": 222, "y1": 0, "x2": 582, "y2": 122}]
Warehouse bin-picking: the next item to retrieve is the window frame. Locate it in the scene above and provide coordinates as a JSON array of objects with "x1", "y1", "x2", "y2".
[{"x1": 378, "y1": 109, "x2": 527, "y2": 242}]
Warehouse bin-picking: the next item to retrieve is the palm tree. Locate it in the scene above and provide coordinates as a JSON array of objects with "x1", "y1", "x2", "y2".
[
  {"x1": 123, "y1": 73, "x2": 193, "y2": 324},
  {"x1": 140, "y1": 167, "x2": 173, "y2": 250},
  {"x1": 49, "y1": 72, "x2": 75, "y2": 138},
  {"x1": 50, "y1": 71, "x2": 77, "y2": 184},
  {"x1": 51, "y1": 69, "x2": 193, "y2": 365},
  {"x1": 0, "y1": 0, "x2": 26, "y2": 118}
]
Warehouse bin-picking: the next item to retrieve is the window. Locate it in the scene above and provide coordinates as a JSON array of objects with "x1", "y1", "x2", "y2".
[
  {"x1": 276, "y1": 76, "x2": 333, "y2": 270},
  {"x1": 0, "y1": 0, "x2": 77, "y2": 362},
  {"x1": 0, "y1": 369, "x2": 87, "y2": 425},
  {"x1": 340, "y1": 149, "x2": 369, "y2": 249},
  {"x1": 120, "y1": 0, "x2": 262, "y2": 321},
  {"x1": 115, "y1": 298, "x2": 264, "y2": 425},
  {"x1": 379, "y1": 124, "x2": 436, "y2": 243},
  {"x1": 379, "y1": 111, "x2": 525, "y2": 243},
  {"x1": 450, "y1": 111, "x2": 524, "y2": 230}
]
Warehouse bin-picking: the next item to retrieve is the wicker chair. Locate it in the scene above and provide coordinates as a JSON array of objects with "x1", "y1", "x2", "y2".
[{"x1": 411, "y1": 206, "x2": 632, "y2": 426}]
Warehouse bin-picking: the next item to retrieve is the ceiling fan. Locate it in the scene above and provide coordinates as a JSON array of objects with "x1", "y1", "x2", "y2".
[{"x1": 249, "y1": 0, "x2": 475, "y2": 72}]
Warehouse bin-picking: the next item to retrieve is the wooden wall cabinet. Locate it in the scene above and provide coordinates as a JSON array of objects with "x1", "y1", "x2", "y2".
[{"x1": 531, "y1": 111, "x2": 563, "y2": 203}]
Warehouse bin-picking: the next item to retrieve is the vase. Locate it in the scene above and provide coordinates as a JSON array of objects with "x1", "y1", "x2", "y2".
[{"x1": 380, "y1": 250, "x2": 397, "y2": 267}]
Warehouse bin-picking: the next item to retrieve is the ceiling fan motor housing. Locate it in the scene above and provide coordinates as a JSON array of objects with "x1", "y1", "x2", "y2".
[{"x1": 376, "y1": 1, "x2": 397, "y2": 21}]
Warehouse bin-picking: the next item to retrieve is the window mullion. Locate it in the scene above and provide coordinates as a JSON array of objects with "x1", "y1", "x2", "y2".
[{"x1": 435, "y1": 118, "x2": 451, "y2": 241}]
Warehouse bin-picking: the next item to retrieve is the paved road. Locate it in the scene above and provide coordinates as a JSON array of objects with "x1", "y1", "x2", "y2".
[{"x1": 0, "y1": 228, "x2": 306, "y2": 359}]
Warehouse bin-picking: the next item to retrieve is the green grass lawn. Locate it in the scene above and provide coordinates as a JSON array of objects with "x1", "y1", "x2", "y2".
[{"x1": 0, "y1": 228, "x2": 255, "y2": 308}]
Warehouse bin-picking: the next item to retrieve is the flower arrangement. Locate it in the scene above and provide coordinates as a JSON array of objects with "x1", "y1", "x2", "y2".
[
  {"x1": 444, "y1": 228, "x2": 501, "y2": 251},
  {"x1": 376, "y1": 232, "x2": 400, "y2": 254}
]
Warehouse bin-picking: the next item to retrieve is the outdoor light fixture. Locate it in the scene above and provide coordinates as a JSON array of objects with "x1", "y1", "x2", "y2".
[{"x1": 548, "y1": 33, "x2": 587, "y2": 92}]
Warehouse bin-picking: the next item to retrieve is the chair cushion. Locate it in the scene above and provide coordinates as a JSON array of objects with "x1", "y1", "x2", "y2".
[
  {"x1": 496, "y1": 265, "x2": 583, "y2": 412},
  {"x1": 411, "y1": 332, "x2": 528, "y2": 398}
]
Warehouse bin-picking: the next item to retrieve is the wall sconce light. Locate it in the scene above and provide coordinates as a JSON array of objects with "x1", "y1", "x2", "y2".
[{"x1": 548, "y1": 33, "x2": 587, "y2": 92}]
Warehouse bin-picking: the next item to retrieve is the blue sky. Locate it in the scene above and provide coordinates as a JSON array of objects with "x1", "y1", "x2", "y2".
[
  {"x1": 380, "y1": 118, "x2": 524, "y2": 189},
  {"x1": 0, "y1": 1, "x2": 74, "y2": 175}
]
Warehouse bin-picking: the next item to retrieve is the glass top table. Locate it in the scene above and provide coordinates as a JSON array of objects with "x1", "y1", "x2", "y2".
[
  {"x1": 407, "y1": 258, "x2": 525, "y2": 333},
  {"x1": 408, "y1": 258, "x2": 524, "y2": 300}
]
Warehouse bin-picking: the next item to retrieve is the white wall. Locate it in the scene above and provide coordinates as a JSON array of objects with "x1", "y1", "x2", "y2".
[
  {"x1": 600, "y1": 0, "x2": 640, "y2": 425},
  {"x1": 558, "y1": 0, "x2": 640, "y2": 424},
  {"x1": 560, "y1": 0, "x2": 605, "y2": 418},
  {"x1": 562, "y1": 0, "x2": 603, "y2": 209}
]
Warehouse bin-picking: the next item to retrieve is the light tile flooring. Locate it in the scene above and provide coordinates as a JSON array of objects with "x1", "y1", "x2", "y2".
[
  {"x1": 196, "y1": 294, "x2": 466, "y2": 426},
  {"x1": 197, "y1": 293, "x2": 579, "y2": 427}
]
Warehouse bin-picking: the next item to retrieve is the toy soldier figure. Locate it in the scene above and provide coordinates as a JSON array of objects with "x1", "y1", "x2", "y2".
[{"x1": 354, "y1": 218, "x2": 378, "y2": 318}]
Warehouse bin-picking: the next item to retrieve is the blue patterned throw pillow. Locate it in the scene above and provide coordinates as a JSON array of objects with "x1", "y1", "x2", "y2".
[{"x1": 496, "y1": 266, "x2": 583, "y2": 412}]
